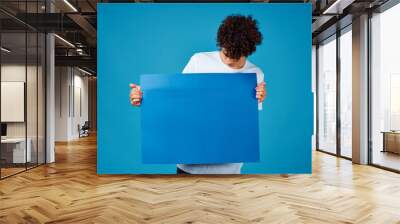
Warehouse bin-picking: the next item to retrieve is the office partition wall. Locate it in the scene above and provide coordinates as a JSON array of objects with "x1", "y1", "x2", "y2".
[{"x1": 0, "y1": 1, "x2": 47, "y2": 179}]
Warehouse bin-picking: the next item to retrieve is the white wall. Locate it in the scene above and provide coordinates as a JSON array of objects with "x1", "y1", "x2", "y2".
[
  {"x1": 55, "y1": 67, "x2": 89, "y2": 141},
  {"x1": 1, "y1": 65, "x2": 27, "y2": 140},
  {"x1": 55, "y1": 66, "x2": 70, "y2": 141},
  {"x1": 71, "y1": 73, "x2": 89, "y2": 138},
  {"x1": 1, "y1": 65, "x2": 40, "y2": 137}
]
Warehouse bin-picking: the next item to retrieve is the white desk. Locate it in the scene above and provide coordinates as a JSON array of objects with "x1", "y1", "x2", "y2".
[{"x1": 1, "y1": 138, "x2": 31, "y2": 163}]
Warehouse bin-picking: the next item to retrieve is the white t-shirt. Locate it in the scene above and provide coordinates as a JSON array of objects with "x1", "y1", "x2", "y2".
[{"x1": 177, "y1": 51, "x2": 264, "y2": 174}]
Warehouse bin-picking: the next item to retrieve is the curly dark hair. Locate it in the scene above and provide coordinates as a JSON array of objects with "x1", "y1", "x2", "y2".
[{"x1": 217, "y1": 15, "x2": 262, "y2": 60}]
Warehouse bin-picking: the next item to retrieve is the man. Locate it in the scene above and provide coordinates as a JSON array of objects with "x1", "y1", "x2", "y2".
[{"x1": 130, "y1": 15, "x2": 266, "y2": 174}]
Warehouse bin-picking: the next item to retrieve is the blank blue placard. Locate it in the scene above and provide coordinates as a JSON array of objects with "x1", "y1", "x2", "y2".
[{"x1": 141, "y1": 74, "x2": 260, "y2": 164}]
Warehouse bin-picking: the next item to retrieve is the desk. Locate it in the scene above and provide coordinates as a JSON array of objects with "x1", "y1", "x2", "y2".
[
  {"x1": 382, "y1": 131, "x2": 400, "y2": 154},
  {"x1": 1, "y1": 138, "x2": 31, "y2": 163}
]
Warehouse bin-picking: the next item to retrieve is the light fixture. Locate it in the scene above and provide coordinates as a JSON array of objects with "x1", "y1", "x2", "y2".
[
  {"x1": 54, "y1": 34, "x2": 75, "y2": 48},
  {"x1": 322, "y1": 0, "x2": 355, "y2": 15},
  {"x1": 63, "y1": 0, "x2": 78, "y2": 12},
  {"x1": 1, "y1": 47, "x2": 11, "y2": 53},
  {"x1": 76, "y1": 48, "x2": 85, "y2": 55},
  {"x1": 78, "y1": 67, "x2": 93, "y2": 76}
]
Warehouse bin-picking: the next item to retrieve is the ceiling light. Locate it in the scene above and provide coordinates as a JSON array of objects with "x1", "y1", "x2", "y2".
[
  {"x1": 323, "y1": 0, "x2": 356, "y2": 15},
  {"x1": 78, "y1": 67, "x2": 93, "y2": 76},
  {"x1": 63, "y1": 0, "x2": 78, "y2": 12},
  {"x1": 54, "y1": 34, "x2": 75, "y2": 48},
  {"x1": 1, "y1": 47, "x2": 11, "y2": 53},
  {"x1": 76, "y1": 48, "x2": 85, "y2": 55}
]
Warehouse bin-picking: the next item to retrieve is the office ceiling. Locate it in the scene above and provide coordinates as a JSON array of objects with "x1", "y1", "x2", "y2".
[
  {"x1": 0, "y1": 0, "x2": 393, "y2": 74},
  {"x1": 0, "y1": 32, "x2": 45, "y2": 65}
]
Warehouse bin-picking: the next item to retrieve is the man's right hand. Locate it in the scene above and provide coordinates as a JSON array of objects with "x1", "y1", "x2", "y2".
[{"x1": 129, "y1": 83, "x2": 142, "y2": 106}]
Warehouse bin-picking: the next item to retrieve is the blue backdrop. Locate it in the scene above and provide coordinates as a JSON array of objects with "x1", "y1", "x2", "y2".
[{"x1": 98, "y1": 3, "x2": 313, "y2": 174}]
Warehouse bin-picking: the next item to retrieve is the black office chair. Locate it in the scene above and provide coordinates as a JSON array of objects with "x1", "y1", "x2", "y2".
[{"x1": 78, "y1": 121, "x2": 90, "y2": 138}]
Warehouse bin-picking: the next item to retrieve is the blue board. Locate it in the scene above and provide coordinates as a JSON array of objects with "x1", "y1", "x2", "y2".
[{"x1": 140, "y1": 74, "x2": 260, "y2": 164}]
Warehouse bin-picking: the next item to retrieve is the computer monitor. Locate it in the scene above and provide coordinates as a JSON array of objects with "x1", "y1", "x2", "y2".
[{"x1": 1, "y1": 123, "x2": 7, "y2": 137}]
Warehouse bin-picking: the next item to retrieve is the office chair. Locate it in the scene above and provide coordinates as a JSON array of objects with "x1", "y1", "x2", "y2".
[{"x1": 79, "y1": 121, "x2": 90, "y2": 138}]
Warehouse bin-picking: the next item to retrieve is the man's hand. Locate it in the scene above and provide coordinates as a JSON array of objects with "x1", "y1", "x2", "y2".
[
  {"x1": 129, "y1": 83, "x2": 142, "y2": 106},
  {"x1": 256, "y1": 81, "x2": 266, "y2": 103}
]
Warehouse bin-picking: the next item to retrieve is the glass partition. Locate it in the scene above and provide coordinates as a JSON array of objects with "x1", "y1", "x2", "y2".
[
  {"x1": 38, "y1": 32, "x2": 45, "y2": 165},
  {"x1": 0, "y1": 1, "x2": 46, "y2": 179},
  {"x1": 1, "y1": 31, "x2": 28, "y2": 178},
  {"x1": 27, "y1": 30, "x2": 38, "y2": 169}
]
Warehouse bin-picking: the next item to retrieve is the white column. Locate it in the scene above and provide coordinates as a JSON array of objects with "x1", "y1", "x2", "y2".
[
  {"x1": 352, "y1": 14, "x2": 369, "y2": 164},
  {"x1": 46, "y1": 32, "x2": 55, "y2": 163},
  {"x1": 45, "y1": 0, "x2": 56, "y2": 163}
]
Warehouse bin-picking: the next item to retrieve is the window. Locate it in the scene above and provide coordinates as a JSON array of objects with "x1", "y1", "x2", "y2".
[
  {"x1": 390, "y1": 74, "x2": 400, "y2": 130},
  {"x1": 317, "y1": 35, "x2": 337, "y2": 154},
  {"x1": 339, "y1": 27, "x2": 352, "y2": 158},
  {"x1": 371, "y1": 2, "x2": 400, "y2": 171}
]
